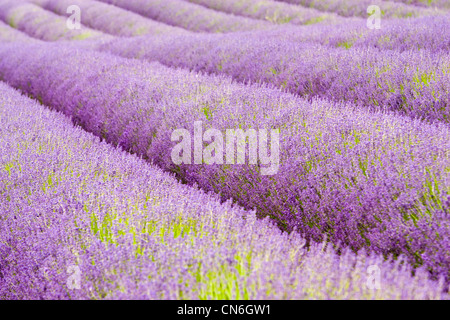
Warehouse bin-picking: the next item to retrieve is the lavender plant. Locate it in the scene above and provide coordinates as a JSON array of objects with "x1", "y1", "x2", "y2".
[
  {"x1": 26, "y1": 0, "x2": 188, "y2": 37},
  {"x1": 389, "y1": 0, "x2": 450, "y2": 9},
  {"x1": 0, "y1": 42, "x2": 447, "y2": 283},
  {"x1": 97, "y1": 28, "x2": 450, "y2": 124},
  {"x1": 255, "y1": 13, "x2": 450, "y2": 52},
  {"x1": 12, "y1": 0, "x2": 450, "y2": 53},
  {"x1": 275, "y1": 0, "x2": 445, "y2": 18},
  {"x1": 0, "y1": 20, "x2": 39, "y2": 42},
  {"x1": 100, "y1": 0, "x2": 343, "y2": 26},
  {"x1": 0, "y1": 0, "x2": 112, "y2": 41},
  {"x1": 92, "y1": 0, "x2": 273, "y2": 33},
  {"x1": 350, "y1": 14, "x2": 450, "y2": 51},
  {"x1": 2, "y1": 81, "x2": 446, "y2": 299}
]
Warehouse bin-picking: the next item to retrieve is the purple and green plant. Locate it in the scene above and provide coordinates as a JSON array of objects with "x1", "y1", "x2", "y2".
[
  {"x1": 2, "y1": 81, "x2": 446, "y2": 299},
  {"x1": 0, "y1": 0, "x2": 111, "y2": 41},
  {"x1": 0, "y1": 42, "x2": 448, "y2": 283}
]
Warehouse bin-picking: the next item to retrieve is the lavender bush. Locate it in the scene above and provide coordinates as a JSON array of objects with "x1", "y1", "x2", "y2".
[
  {"x1": 198, "y1": 0, "x2": 353, "y2": 24},
  {"x1": 0, "y1": 42, "x2": 448, "y2": 283},
  {"x1": 27, "y1": 0, "x2": 188, "y2": 36},
  {"x1": 275, "y1": 0, "x2": 445, "y2": 18},
  {"x1": 0, "y1": 0, "x2": 112, "y2": 41},
  {"x1": 1, "y1": 0, "x2": 448, "y2": 300},
  {"x1": 10, "y1": 1, "x2": 450, "y2": 53},
  {"x1": 100, "y1": 0, "x2": 344, "y2": 26},
  {"x1": 8, "y1": 0, "x2": 449, "y2": 118},
  {"x1": 97, "y1": 28, "x2": 450, "y2": 124},
  {"x1": 0, "y1": 20, "x2": 38, "y2": 42},
  {"x1": 2, "y1": 81, "x2": 446, "y2": 299},
  {"x1": 257, "y1": 14, "x2": 450, "y2": 52},
  {"x1": 92, "y1": 0, "x2": 273, "y2": 33},
  {"x1": 389, "y1": 0, "x2": 450, "y2": 9}
]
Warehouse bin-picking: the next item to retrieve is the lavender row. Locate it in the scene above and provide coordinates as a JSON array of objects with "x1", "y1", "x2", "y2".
[
  {"x1": 97, "y1": 28, "x2": 450, "y2": 124},
  {"x1": 26, "y1": 0, "x2": 188, "y2": 37},
  {"x1": 3, "y1": 81, "x2": 446, "y2": 299},
  {"x1": 0, "y1": 42, "x2": 448, "y2": 282},
  {"x1": 11, "y1": 0, "x2": 450, "y2": 55},
  {"x1": 0, "y1": 0, "x2": 112, "y2": 42},
  {"x1": 0, "y1": 20, "x2": 38, "y2": 42},
  {"x1": 389, "y1": 0, "x2": 450, "y2": 9},
  {"x1": 100, "y1": 0, "x2": 344, "y2": 26},
  {"x1": 275, "y1": 0, "x2": 445, "y2": 18},
  {"x1": 83, "y1": 0, "x2": 274, "y2": 33},
  {"x1": 258, "y1": 14, "x2": 450, "y2": 52},
  {"x1": 349, "y1": 14, "x2": 450, "y2": 52}
]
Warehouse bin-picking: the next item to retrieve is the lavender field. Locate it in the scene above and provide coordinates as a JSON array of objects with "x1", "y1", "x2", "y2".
[{"x1": 0, "y1": 0, "x2": 449, "y2": 301}]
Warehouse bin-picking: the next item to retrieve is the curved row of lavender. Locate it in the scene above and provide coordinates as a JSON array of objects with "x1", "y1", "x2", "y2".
[
  {"x1": 275, "y1": 0, "x2": 446, "y2": 17},
  {"x1": 26, "y1": 0, "x2": 188, "y2": 37},
  {"x1": 18, "y1": 0, "x2": 450, "y2": 53},
  {"x1": 257, "y1": 14, "x2": 450, "y2": 52},
  {"x1": 0, "y1": 42, "x2": 448, "y2": 283},
  {"x1": 390, "y1": 0, "x2": 450, "y2": 9},
  {"x1": 97, "y1": 25, "x2": 450, "y2": 124},
  {"x1": 0, "y1": 20, "x2": 39, "y2": 42},
  {"x1": 0, "y1": 0, "x2": 112, "y2": 41},
  {"x1": 14, "y1": 0, "x2": 450, "y2": 54},
  {"x1": 6, "y1": 0, "x2": 448, "y2": 123},
  {"x1": 99, "y1": 0, "x2": 345, "y2": 26},
  {"x1": 2, "y1": 81, "x2": 446, "y2": 299},
  {"x1": 69, "y1": 0, "x2": 275, "y2": 33}
]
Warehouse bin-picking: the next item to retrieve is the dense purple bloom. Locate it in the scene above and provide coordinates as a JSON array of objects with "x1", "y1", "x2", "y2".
[
  {"x1": 97, "y1": 25, "x2": 450, "y2": 124},
  {"x1": 388, "y1": 0, "x2": 450, "y2": 9},
  {"x1": 0, "y1": 41, "x2": 448, "y2": 283},
  {"x1": 2, "y1": 82, "x2": 446, "y2": 299},
  {"x1": 275, "y1": 0, "x2": 446, "y2": 18},
  {"x1": 0, "y1": 0, "x2": 112, "y2": 41},
  {"x1": 0, "y1": 0, "x2": 448, "y2": 300},
  {"x1": 181, "y1": 0, "x2": 345, "y2": 25},
  {"x1": 28, "y1": 0, "x2": 189, "y2": 36},
  {"x1": 95, "y1": 0, "x2": 272, "y2": 33},
  {"x1": 0, "y1": 20, "x2": 38, "y2": 42}
]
